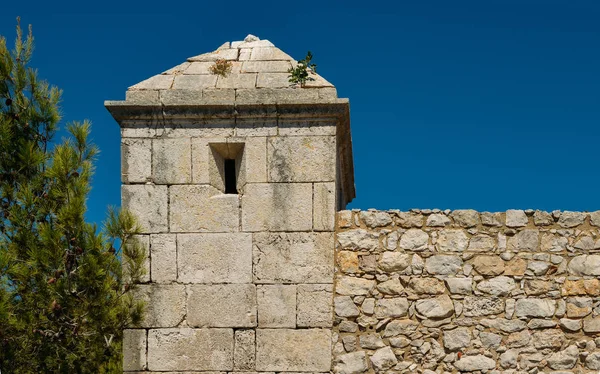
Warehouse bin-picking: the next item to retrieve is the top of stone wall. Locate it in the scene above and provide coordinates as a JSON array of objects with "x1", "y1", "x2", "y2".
[
  {"x1": 117, "y1": 34, "x2": 342, "y2": 106},
  {"x1": 340, "y1": 208, "x2": 600, "y2": 232}
]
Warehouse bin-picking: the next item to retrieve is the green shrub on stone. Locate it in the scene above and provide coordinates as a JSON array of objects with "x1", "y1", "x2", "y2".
[{"x1": 288, "y1": 51, "x2": 317, "y2": 87}]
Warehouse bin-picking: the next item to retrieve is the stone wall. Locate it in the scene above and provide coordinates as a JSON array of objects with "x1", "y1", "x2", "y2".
[
  {"x1": 120, "y1": 119, "x2": 338, "y2": 373},
  {"x1": 333, "y1": 209, "x2": 600, "y2": 373}
]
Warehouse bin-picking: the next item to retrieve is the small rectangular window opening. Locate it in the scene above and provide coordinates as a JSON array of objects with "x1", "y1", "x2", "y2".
[{"x1": 224, "y1": 159, "x2": 237, "y2": 194}]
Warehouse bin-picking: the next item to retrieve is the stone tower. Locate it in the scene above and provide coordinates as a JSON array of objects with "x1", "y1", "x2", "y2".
[{"x1": 105, "y1": 35, "x2": 354, "y2": 372}]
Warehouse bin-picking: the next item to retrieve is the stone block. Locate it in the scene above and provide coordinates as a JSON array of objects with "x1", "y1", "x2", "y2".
[
  {"x1": 297, "y1": 284, "x2": 333, "y2": 327},
  {"x1": 256, "y1": 329, "x2": 331, "y2": 372},
  {"x1": 253, "y1": 232, "x2": 333, "y2": 283},
  {"x1": 132, "y1": 284, "x2": 185, "y2": 328},
  {"x1": 122, "y1": 185, "x2": 168, "y2": 233},
  {"x1": 234, "y1": 329, "x2": 256, "y2": 370},
  {"x1": 278, "y1": 119, "x2": 337, "y2": 136},
  {"x1": 150, "y1": 234, "x2": 176, "y2": 283},
  {"x1": 242, "y1": 183, "x2": 312, "y2": 232},
  {"x1": 152, "y1": 138, "x2": 191, "y2": 184},
  {"x1": 159, "y1": 89, "x2": 203, "y2": 105},
  {"x1": 256, "y1": 73, "x2": 290, "y2": 88},
  {"x1": 170, "y1": 185, "x2": 239, "y2": 232},
  {"x1": 173, "y1": 75, "x2": 217, "y2": 89},
  {"x1": 267, "y1": 136, "x2": 336, "y2": 182},
  {"x1": 242, "y1": 60, "x2": 293, "y2": 72},
  {"x1": 216, "y1": 73, "x2": 257, "y2": 89},
  {"x1": 183, "y1": 61, "x2": 214, "y2": 74},
  {"x1": 177, "y1": 233, "x2": 252, "y2": 283},
  {"x1": 147, "y1": 328, "x2": 233, "y2": 371},
  {"x1": 313, "y1": 182, "x2": 335, "y2": 231},
  {"x1": 129, "y1": 74, "x2": 174, "y2": 90},
  {"x1": 237, "y1": 136, "x2": 268, "y2": 186},
  {"x1": 257, "y1": 285, "x2": 297, "y2": 327},
  {"x1": 123, "y1": 329, "x2": 147, "y2": 371},
  {"x1": 187, "y1": 284, "x2": 257, "y2": 327},
  {"x1": 125, "y1": 89, "x2": 159, "y2": 104},
  {"x1": 121, "y1": 138, "x2": 151, "y2": 183},
  {"x1": 250, "y1": 47, "x2": 293, "y2": 61},
  {"x1": 235, "y1": 119, "x2": 278, "y2": 137}
]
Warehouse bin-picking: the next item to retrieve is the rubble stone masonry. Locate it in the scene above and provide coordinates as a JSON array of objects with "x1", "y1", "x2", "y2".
[{"x1": 333, "y1": 209, "x2": 600, "y2": 373}]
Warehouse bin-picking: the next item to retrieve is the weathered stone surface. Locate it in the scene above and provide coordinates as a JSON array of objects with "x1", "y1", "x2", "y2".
[
  {"x1": 568, "y1": 255, "x2": 600, "y2": 276},
  {"x1": 415, "y1": 295, "x2": 454, "y2": 319},
  {"x1": 507, "y1": 229, "x2": 539, "y2": 251},
  {"x1": 450, "y1": 209, "x2": 480, "y2": 227},
  {"x1": 133, "y1": 284, "x2": 185, "y2": 328},
  {"x1": 123, "y1": 329, "x2": 147, "y2": 371},
  {"x1": 481, "y1": 211, "x2": 502, "y2": 226},
  {"x1": 476, "y1": 276, "x2": 515, "y2": 296},
  {"x1": 267, "y1": 136, "x2": 335, "y2": 182},
  {"x1": 514, "y1": 298, "x2": 555, "y2": 318},
  {"x1": 122, "y1": 138, "x2": 151, "y2": 183},
  {"x1": 426, "y1": 214, "x2": 450, "y2": 227},
  {"x1": 463, "y1": 296, "x2": 504, "y2": 317},
  {"x1": 360, "y1": 211, "x2": 392, "y2": 228},
  {"x1": 253, "y1": 232, "x2": 333, "y2": 283},
  {"x1": 533, "y1": 210, "x2": 554, "y2": 225},
  {"x1": 591, "y1": 211, "x2": 600, "y2": 227},
  {"x1": 467, "y1": 234, "x2": 495, "y2": 251},
  {"x1": 242, "y1": 183, "x2": 312, "y2": 232},
  {"x1": 454, "y1": 355, "x2": 496, "y2": 371},
  {"x1": 480, "y1": 318, "x2": 527, "y2": 333},
  {"x1": 383, "y1": 320, "x2": 419, "y2": 337},
  {"x1": 234, "y1": 329, "x2": 255, "y2": 370},
  {"x1": 313, "y1": 182, "x2": 335, "y2": 231},
  {"x1": 503, "y1": 257, "x2": 527, "y2": 276},
  {"x1": 333, "y1": 296, "x2": 360, "y2": 317},
  {"x1": 370, "y1": 347, "x2": 397, "y2": 371},
  {"x1": 297, "y1": 284, "x2": 332, "y2": 327},
  {"x1": 336, "y1": 276, "x2": 375, "y2": 295},
  {"x1": 532, "y1": 329, "x2": 565, "y2": 349},
  {"x1": 170, "y1": 185, "x2": 239, "y2": 232},
  {"x1": 150, "y1": 234, "x2": 177, "y2": 283},
  {"x1": 408, "y1": 277, "x2": 445, "y2": 295},
  {"x1": 399, "y1": 229, "x2": 429, "y2": 251},
  {"x1": 378, "y1": 252, "x2": 411, "y2": 272},
  {"x1": 479, "y1": 331, "x2": 502, "y2": 349},
  {"x1": 359, "y1": 333, "x2": 385, "y2": 349},
  {"x1": 122, "y1": 185, "x2": 168, "y2": 233},
  {"x1": 445, "y1": 277, "x2": 472, "y2": 294},
  {"x1": 558, "y1": 211, "x2": 587, "y2": 228},
  {"x1": 443, "y1": 327, "x2": 471, "y2": 351},
  {"x1": 559, "y1": 318, "x2": 582, "y2": 332},
  {"x1": 566, "y1": 296, "x2": 592, "y2": 318},
  {"x1": 187, "y1": 284, "x2": 257, "y2": 327},
  {"x1": 147, "y1": 328, "x2": 233, "y2": 371},
  {"x1": 337, "y1": 229, "x2": 380, "y2": 251},
  {"x1": 256, "y1": 285, "x2": 296, "y2": 327},
  {"x1": 152, "y1": 138, "x2": 191, "y2": 184},
  {"x1": 337, "y1": 251, "x2": 359, "y2": 273},
  {"x1": 583, "y1": 317, "x2": 600, "y2": 333},
  {"x1": 547, "y1": 344, "x2": 579, "y2": 370},
  {"x1": 425, "y1": 255, "x2": 463, "y2": 275},
  {"x1": 256, "y1": 329, "x2": 331, "y2": 371},
  {"x1": 436, "y1": 229, "x2": 468, "y2": 252},
  {"x1": 374, "y1": 297, "x2": 409, "y2": 318},
  {"x1": 506, "y1": 209, "x2": 528, "y2": 227},
  {"x1": 586, "y1": 352, "x2": 600, "y2": 370},
  {"x1": 473, "y1": 255, "x2": 504, "y2": 275},
  {"x1": 177, "y1": 233, "x2": 252, "y2": 283},
  {"x1": 333, "y1": 351, "x2": 369, "y2": 374},
  {"x1": 377, "y1": 278, "x2": 405, "y2": 295}
]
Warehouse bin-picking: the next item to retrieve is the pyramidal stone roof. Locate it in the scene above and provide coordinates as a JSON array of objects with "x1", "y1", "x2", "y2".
[{"x1": 124, "y1": 34, "x2": 340, "y2": 105}]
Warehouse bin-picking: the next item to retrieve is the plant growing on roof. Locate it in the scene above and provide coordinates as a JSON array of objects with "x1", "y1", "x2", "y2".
[
  {"x1": 209, "y1": 58, "x2": 232, "y2": 77},
  {"x1": 288, "y1": 51, "x2": 317, "y2": 87}
]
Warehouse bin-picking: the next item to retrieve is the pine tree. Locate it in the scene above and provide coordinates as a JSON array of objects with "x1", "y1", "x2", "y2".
[{"x1": 0, "y1": 19, "x2": 146, "y2": 373}]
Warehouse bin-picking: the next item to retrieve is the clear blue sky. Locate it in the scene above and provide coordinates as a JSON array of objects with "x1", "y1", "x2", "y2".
[{"x1": 2, "y1": 0, "x2": 599, "y2": 226}]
